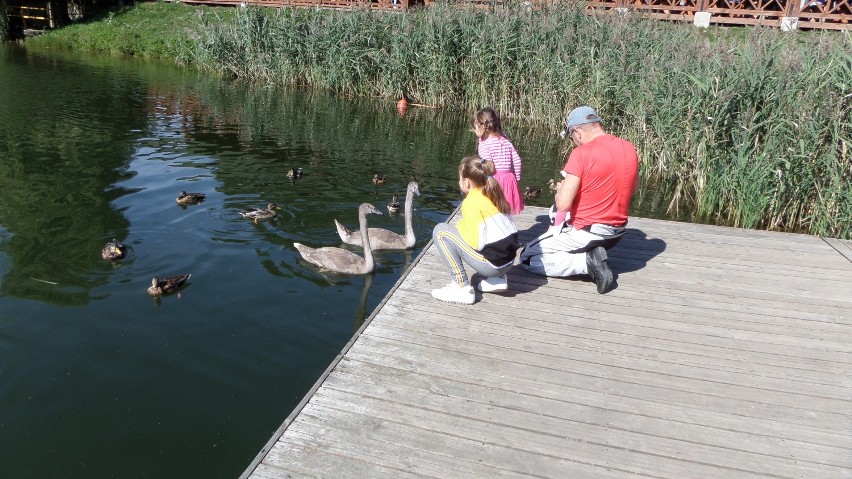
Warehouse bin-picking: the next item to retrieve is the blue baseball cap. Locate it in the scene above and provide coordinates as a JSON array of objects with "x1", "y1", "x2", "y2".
[{"x1": 560, "y1": 106, "x2": 602, "y2": 138}]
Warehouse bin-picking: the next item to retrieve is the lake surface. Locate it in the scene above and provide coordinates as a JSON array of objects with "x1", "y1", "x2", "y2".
[{"x1": 0, "y1": 44, "x2": 670, "y2": 478}]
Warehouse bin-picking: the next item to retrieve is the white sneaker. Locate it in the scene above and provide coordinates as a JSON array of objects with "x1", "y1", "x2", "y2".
[
  {"x1": 476, "y1": 276, "x2": 508, "y2": 293},
  {"x1": 431, "y1": 283, "x2": 475, "y2": 305}
]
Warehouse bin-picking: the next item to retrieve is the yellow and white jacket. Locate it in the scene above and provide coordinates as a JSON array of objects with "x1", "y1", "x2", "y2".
[{"x1": 456, "y1": 188, "x2": 520, "y2": 267}]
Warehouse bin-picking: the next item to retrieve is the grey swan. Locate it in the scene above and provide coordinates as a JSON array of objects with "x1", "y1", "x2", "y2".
[
  {"x1": 295, "y1": 203, "x2": 382, "y2": 275},
  {"x1": 334, "y1": 181, "x2": 420, "y2": 250}
]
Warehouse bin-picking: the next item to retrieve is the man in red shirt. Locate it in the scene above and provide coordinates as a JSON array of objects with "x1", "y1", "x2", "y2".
[{"x1": 521, "y1": 106, "x2": 639, "y2": 294}]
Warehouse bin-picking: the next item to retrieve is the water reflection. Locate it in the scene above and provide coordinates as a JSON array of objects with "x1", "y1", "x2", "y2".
[{"x1": 0, "y1": 46, "x2": 147, "y2": 305}]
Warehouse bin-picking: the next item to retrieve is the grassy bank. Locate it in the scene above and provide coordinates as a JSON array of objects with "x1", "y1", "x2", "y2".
[
  {"x1": 25, "y1": 1, "x2": 220, "y2": 58},
  {"x1": 26, "y1": 2, "x2": 852, "y2": 238}
]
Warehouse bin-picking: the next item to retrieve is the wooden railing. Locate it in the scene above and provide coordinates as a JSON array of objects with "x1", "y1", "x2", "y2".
[
  {"x1": 181, "y1": 0, "x2": 416, "y2": 10},
  {"x1": 590, "y1": 0, "x2": 852, "y2": 30},
  {"x1": 5, "y1": 1, "x2": 56, "y2": 30}
]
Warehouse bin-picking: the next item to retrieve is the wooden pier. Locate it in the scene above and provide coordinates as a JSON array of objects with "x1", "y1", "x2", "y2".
[{"x1": 243, "y1": 206, "x2": 852, "y2": 479}]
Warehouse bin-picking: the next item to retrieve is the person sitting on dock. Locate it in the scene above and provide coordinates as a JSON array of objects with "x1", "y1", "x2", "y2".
[
  {"x1": 431, "y1": 155, "x2": 520, "y2": 305},
  {"x1": 520, "y1": 106, "x2": 639, "y2": 294}
]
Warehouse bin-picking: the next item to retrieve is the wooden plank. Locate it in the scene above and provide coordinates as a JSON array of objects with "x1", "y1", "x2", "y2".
[
  {"x1": 823, "y1": 237, "x2": 852, "y2": 263},
  {"x1": 374, "y1": 299, "x2": 851, "y2": 384},
  {"x1": 365, "y1": 311, "x2": 852, "y2": 401},
  {"x1": 418, "y1": 250, "x2": 852, "y2": 314},
  {"x1": 262, "y1": 436, "x2": 429, "y2": 478},
  {"x1": 319, "y1": 363, "x2": 852, "y2": 472},
  {"x1": 295, "y1": 391, "x2": 842, "y2": 479},
  {"x1": 286, "y1": 408, "x2": 637, "y2": 478},
  {"x1": 339, "y1": 344, "x2": 849, "y2": 447},
  {"x1": 344, "y1": 336, "x2": 851, "y2": 435},
  {"x1": 244, "y1": 208, "x2": 852, "y2": 478},
  {"x1": 353, "y1": 327, "x2": 852, "y2": 421},
  {"x1": 323, "y1": 359, "x2": 852, "y2": 465},
  {"x1": 412, "y1": 262, "x2": 852, "y2": 338}
]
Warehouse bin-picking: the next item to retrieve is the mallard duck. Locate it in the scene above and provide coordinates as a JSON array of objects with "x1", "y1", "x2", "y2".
[
  {"x1": 240, "y1": 203, "x2": 278, "y2": 223},
  {"x1": 335, "y1": 181, "x2": 420, "y2": 250},
  {"x1": 176, "y1": 191, "x2": 206, "y2": 205},
  {"x1": 296, "y1": 203, "x2": 382, "y2": 274},
  {"x1": 387, "y1": 193, "x2": 401, "y2": 214},
  {"x1": 287, "y1": 167, "x2": 303, "y2": 180},
  {"x1": 372, "y1": 174, "x2": 388, "y2": 186},
  {"x1": 147, "y1": 274, "x2": 191, "y2": 296},
  {"x1": 524, "y1": 186, "x2": 542, "y2": 200},
  {"x1": 101, "y1": 238, "x2": 127, "y2": 261},
  {"x1": 548, "y1": 178, "x2": 559, "y2": 193}
]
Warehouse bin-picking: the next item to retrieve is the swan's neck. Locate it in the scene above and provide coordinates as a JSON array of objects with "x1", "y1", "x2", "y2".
[
  {"x1": 403, "y1": 187, "x2": 416, "y2": 242},
  {"x1": 359, "y1": 210, "x2": 374, "y2": 273}
]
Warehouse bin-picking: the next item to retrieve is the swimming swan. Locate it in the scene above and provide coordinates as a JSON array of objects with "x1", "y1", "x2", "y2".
[
  {"x1": 334, "y1": 181, "x2": 420, "y2": 250},
  {"x1": 295, "y1": 203, "x2": 382, "y2": 275}
]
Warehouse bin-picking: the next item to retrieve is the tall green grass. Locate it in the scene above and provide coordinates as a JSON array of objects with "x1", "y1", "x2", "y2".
[{"x1": 191, "y1": 4, "x2": 851, "y2": 238}]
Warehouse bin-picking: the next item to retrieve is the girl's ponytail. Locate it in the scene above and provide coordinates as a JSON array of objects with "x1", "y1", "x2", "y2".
[{"x1": 459, "y1": 155, "x2": 511, "y2": 215}]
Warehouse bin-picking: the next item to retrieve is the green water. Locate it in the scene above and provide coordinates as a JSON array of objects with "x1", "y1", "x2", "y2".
[{"x1": 0, "y1": 44, "x2": 617, "y2": 478}]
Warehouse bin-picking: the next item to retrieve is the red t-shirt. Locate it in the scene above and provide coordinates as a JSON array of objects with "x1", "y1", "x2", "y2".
[{"x1": 562, "y1": 134, "x2": 638, "y2": 230}]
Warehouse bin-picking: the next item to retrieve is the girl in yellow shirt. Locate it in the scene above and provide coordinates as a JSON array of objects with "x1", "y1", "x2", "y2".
[{"x1": 431, "y1": 156, "x2": 520, "y2": 305}]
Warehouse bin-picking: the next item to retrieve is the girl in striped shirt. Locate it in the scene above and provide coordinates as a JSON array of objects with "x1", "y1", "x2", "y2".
[{"x1": 472, "y1": 107, "x2": 524, "y2": 215}]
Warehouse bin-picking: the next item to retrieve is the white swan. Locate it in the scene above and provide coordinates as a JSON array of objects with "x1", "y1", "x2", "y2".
[
  {"x1": 294, "y1": 203, "x2": 382, "y2": 274},
  {"x1": 334, "y1": 181, "x2": 420, "y2": 250}
]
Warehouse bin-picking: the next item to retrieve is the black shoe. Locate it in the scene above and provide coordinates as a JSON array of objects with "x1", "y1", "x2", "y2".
[{"x1": 586, "y1": 246, "x2": 613, "y2": 294}]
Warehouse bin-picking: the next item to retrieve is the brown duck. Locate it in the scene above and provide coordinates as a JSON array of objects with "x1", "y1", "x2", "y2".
[
  {"x1": 147, "y1": 274, "x2": 191, "y2": 296},
  {"x1": 176, "y1": 191, "x2": 206, "y2": 205}
]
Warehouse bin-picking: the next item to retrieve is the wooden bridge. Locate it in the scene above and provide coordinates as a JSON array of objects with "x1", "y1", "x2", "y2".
[{"x1": 241, "y1": 206, "x2": 852, "y2": 478}]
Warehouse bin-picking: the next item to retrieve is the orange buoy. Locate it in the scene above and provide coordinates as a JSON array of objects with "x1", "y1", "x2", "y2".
[{"x1": 396, "y1": 97, "x2": 409, "y2": 116}]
